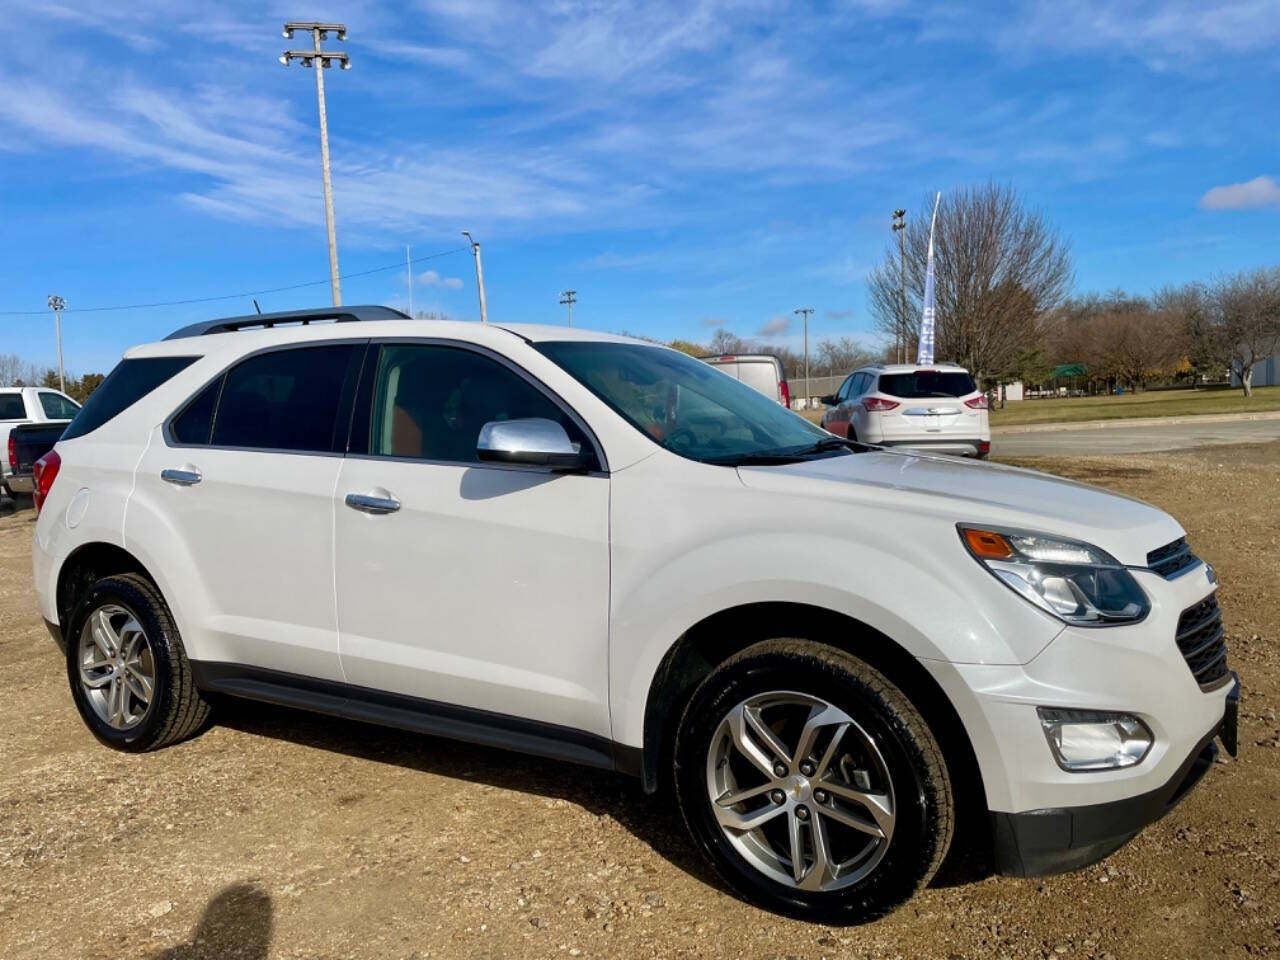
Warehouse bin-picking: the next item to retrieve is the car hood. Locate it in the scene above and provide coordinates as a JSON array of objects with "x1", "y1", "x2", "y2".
[{"x1": 737, "y1": 449, "x2": 1183, "y2": 566}]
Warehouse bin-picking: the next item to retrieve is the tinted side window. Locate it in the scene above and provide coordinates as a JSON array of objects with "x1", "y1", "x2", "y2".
[
  {"x1": 368, "y1": 344, "x2": 589, "y2": 465},
  {"x1": 171, "y1": 377, "x2": 223, "y2": 445},
  {"x1": 63, "y1": 357, "x2": 199, "y2": 441},
  {"x1": 212, "y1": 345, "x2": 361, "y2": 453},
  {"x1": 39, "y1": 392, "x2": 81, "y2": 419},
  {"x1": 835, "y1": 376, "x2": 853, "y2": 402},
  {"x1": 0, "y1": 394, "x2": 25, "y2": 420}
]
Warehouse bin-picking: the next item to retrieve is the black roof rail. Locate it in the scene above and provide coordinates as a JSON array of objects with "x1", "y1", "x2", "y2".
[{"x1": 163, "y1": 305, "x2": 410, "y2": 341}]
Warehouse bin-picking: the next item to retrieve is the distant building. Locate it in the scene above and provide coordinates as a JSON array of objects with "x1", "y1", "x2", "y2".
[{"x1": 1232, "y1": 354, "x2": 1278, "y2": 388}]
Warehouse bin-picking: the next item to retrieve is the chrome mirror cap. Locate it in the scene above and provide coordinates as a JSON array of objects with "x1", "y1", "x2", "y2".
[{"x1": 476, "y1": 418, "x2": 587, "y2": 469}]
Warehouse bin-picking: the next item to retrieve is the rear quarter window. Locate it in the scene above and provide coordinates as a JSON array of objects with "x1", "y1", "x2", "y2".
[
  {"x1": 0, "y1": 394, "x2": 25, "y2": 420},
  {"x1": 62, "y1": 356, "x2": 199, "y2": 440}
]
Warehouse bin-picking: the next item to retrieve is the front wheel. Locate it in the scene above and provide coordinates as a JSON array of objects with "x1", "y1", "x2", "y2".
[{"x1": 674, "y1": 639, "x2": 953, "y2": 923}]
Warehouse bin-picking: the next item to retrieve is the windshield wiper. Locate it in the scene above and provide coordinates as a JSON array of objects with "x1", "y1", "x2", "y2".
[
  {"x1": 706, "y1": 436, "x2": 861, "y2": 466},
  {"x1": 704, "y1": 451, "x2": 811, "y2": 466}
]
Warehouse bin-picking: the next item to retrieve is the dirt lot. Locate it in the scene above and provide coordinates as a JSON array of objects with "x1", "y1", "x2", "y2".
[{"x1": 2, "y1": 444, "x2": 1277, "y2": 960}]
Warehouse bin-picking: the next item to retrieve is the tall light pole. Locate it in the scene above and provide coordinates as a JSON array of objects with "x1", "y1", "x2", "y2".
[
  {"x1": 406, "y1": 245, "x2": 413, "y2": 317},
  {"x1": 559, "y1": 290, "x2": 576, "y2": 327},
  {"x1": 281, "y1": 22, "x2": 349, "y2": 306},
  {"x1": 47, "y1": 295, "x2": 66, "y2": 393},
  {"x1": 462, "y1": 232, "x2": 488, "y2": 324},
  {"x1": 794, "y1": 307, "x2": 813, "y2": 408},
  {"x1": 892, "y1": 209, "x2": 907, "y2": 364}
]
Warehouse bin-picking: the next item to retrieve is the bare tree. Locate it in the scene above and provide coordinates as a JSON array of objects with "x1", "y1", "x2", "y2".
[
  {"x1": 1215, "y1": 267, "x2": 1280, "y2": 397},
  {"x1": 1154, "y1": 282, "x2": 1220, "y2": 382},
  {"x1": 0, "y1": 354, "x2": 39, "y2": 387},
  {"x1": 708, "y1": 328, "x2": 751, "y2": 355},
  {"x1": 1160, "y1": 268, "x2": 1280, "y2": 396},
  {"x1": 813, "y1": 337, "x2": 875, "y2": 377},
  {"x1": 868, "y1": 183, "x2": 1072, "y2": 385}
]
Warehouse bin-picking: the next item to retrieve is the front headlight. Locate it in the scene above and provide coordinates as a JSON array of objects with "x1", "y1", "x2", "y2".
[{"x1": 959, "y1": 525, "x2": 1150, "y2": 627}]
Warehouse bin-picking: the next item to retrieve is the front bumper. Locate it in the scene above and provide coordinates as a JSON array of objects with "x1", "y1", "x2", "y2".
[{"x1": 992, "y1": 675, "x2": 1237, "y2": 875}]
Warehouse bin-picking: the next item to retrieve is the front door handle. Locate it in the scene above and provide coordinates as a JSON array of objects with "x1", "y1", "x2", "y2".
[
  {"x1": 161, "y1": 468, "x2": 202, "y2": 486},
  {"x1": 345, "y1": 492, "x2": 401, "y2": 515}
]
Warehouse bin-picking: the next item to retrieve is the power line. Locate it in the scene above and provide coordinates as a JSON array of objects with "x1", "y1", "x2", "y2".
[{"x1": 0, "y1": 246, "x2": 469, "y2": 316}]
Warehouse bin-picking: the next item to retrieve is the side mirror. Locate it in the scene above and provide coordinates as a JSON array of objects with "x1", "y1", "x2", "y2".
[
  {"x1": 476, "y1": 417, "x2": 589, "y2": 470},
  {"x1": 819, "y1": 394, "x2": 838, "y2": 406}
]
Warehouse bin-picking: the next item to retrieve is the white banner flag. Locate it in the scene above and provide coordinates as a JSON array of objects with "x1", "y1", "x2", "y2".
[{"x1": 917, "y1": 192, "x2": 941, "y2": 365}]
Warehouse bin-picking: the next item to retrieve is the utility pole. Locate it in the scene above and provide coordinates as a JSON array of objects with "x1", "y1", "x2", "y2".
[
  {"x1": 281, "y1": 22, "x2": 350, "y2": 306},
  {"x1": 794, "y1": 307, "x2": 813, "y2": 409},
  {"x1": 406, "y1": 245, "x2": 413, "y2": 317},
  {"x1": 47, "y1": 295, "x2": 66, "y2": 393},
  {"x1": 892, "y1": 209, "x2": 907, "y2": 364},
  {"x1": 461, "y1": 232, "x2": 488, "y2": 323},
  {"x1": 559, "y1": 290, "x2": 576, "y2": 327}
]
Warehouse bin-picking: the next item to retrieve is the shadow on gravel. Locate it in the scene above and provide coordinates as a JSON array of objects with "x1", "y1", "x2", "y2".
[
  {"x1": 216, "y1": 699, "x2": 993, "y2": 904},
  {"x1": 152, "y1": 882, "x2": 272, "y2": 960},
  {"x1": 218, "y1": 699, "x2": 720, "y2": 888}
]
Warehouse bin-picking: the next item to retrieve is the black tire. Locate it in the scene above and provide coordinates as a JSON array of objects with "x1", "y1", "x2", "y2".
[
  {"x1": 674, "y1": 639, "x2": 953, "y2": 923},
  {"x1": 65, "y1": 573, "x2": 211, "y2": 752}
]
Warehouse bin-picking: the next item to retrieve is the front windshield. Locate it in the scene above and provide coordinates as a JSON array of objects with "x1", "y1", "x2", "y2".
[{"x1": 537, "y1": 341, "x2": 836, "y2": 464}]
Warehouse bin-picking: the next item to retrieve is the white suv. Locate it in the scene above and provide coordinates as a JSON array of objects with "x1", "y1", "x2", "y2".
[
  {"x1": 31, "y1": 306, "x2": 1236, "y2": 923},
  {"x1": 821, "y1": 362, "x2": 991, "y2": 458}
]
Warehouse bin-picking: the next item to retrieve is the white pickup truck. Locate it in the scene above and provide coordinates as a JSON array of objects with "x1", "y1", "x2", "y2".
[{"x1": 1, "y1": 386, "x2": 81, "y2": 498}]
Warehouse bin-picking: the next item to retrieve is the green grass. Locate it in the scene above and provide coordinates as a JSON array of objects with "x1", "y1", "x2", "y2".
[
  {"x1": 797, "y1": 385, "x2": 1280, "y2": 427},
  {"x1": 989, "y1": 386, "x2": 1280, "y2": 426}
]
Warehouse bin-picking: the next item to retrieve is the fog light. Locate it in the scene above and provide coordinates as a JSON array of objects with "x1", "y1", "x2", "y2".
[{"x1": 1037, "y1": 708, "x2": 1153, "y2": 772}]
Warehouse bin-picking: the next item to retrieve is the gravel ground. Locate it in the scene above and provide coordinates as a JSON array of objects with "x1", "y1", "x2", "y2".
[{"x1": 1, "y1": 444, "x2": 1277, "y2": 960}]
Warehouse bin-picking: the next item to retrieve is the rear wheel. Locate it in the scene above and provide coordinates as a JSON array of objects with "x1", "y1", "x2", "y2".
[
  {"x1": 65, "y1": 574, "x2": 211, "y2": 751},
  {"x1": 674, "y1": 639, "x2": 952, "y2": 923}
]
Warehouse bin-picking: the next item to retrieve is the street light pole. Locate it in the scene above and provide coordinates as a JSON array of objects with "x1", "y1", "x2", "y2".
[
  {"x1": 462, "y1": 232, "x2": 488, "y2": 323},
  {"x1": 559, "y1": 290, "x2": 576, "y2": 327},
  {"x1": 794, "y1": 307, "x2": 813, "y2": 408},
  {"x1": 406, "y1": 245, "x2": 413, "y2": 317},
  {"x1": 281, "y1": 22, "x2": 350, "y2": 306},
  {"x1": 47, "y1": 295, "x2": 66, "y2": 393},
  {"x1": 892, "y1": 209, "x2": 907, "y2": 364}
]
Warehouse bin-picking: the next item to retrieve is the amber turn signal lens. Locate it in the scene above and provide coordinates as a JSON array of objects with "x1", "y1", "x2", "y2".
[{"x1": 963, "y1": 528, "x2": 1014, "y2": 559}]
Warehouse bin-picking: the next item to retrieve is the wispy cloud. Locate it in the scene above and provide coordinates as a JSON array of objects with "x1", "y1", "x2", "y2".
[
  {"x1": 991, "y1": 0, "x2": 1280, "y2": 66},
  {"x1": 1200, "y1": 176, "x2": 1280, "y2": 211},
  {"x1": 758, "y1": 314, "x2": 791, "y2": 337},
  {"x1": 826, "y1": 308, "x2": 854, "y2": 320},
  {"x1": 417, "y1": 269, "x2": 464, "y2": 289}
]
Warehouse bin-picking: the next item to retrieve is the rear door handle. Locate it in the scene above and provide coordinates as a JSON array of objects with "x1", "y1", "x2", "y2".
[
  {"x1": 161, "y1": 468, "x2": 202, "y2": 486},
  {"x1": 345, "y1": 492, "x2": 401, "y2": 515}
]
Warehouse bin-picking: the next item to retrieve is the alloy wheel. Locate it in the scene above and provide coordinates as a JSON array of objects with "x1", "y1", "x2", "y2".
[
  {"x1": 77, "y1": 604, "x2": 155, "y2": 730},
  {"x1": 705, "y1": 691, "x2": 896, "y2": 892}
]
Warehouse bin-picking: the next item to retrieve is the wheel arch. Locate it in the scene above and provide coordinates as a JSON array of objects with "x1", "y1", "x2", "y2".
[
  {"x1": 56, "y1": 541, "x2": 156, "y2": 629},
  {"x1": 639, "y1": 602, "x2": 988, "y2": 834}
]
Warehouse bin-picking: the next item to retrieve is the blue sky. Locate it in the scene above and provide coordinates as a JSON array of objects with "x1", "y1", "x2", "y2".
[{"x1": 2, "y1": 0, "x2": 1278, "y2": 374}]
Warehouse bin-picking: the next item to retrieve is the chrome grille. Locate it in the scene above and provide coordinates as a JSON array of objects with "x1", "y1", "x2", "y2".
[
  {"x1": 1175, "y1": 594, "x2": 1229, "y2": 689},
  {"x1": 1147, "y1": 537, "x2": 1199, "y2": 579}
]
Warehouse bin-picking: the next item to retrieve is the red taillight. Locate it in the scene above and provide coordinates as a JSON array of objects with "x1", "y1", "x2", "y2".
[
  {"x1": 861, "y1": 396, "x2": 900, "y2": 412},
  {"x1": 6, "y1": 434, "x2": 14, "y2": 472},
  {"x1": 965, "y1": 395, "x2": 989, "y2": 409},
  {"x1": 978, "y1": 440, "x2": 991, "y2": 456},
  {"x1": 32, "y1": 450, "x2": 61, "y2": 514},
  {"x1": 779, "y1": 380, "x2": 791, "y2": 407}
]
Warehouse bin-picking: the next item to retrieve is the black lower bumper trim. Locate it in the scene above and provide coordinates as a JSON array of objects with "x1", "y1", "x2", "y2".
[
  {"x1": 44, "y1": 617, "x2": 66, "y2": 654},
  {"x1": 992, "y1": 726, "x2": 1221, "y2": 877}
]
